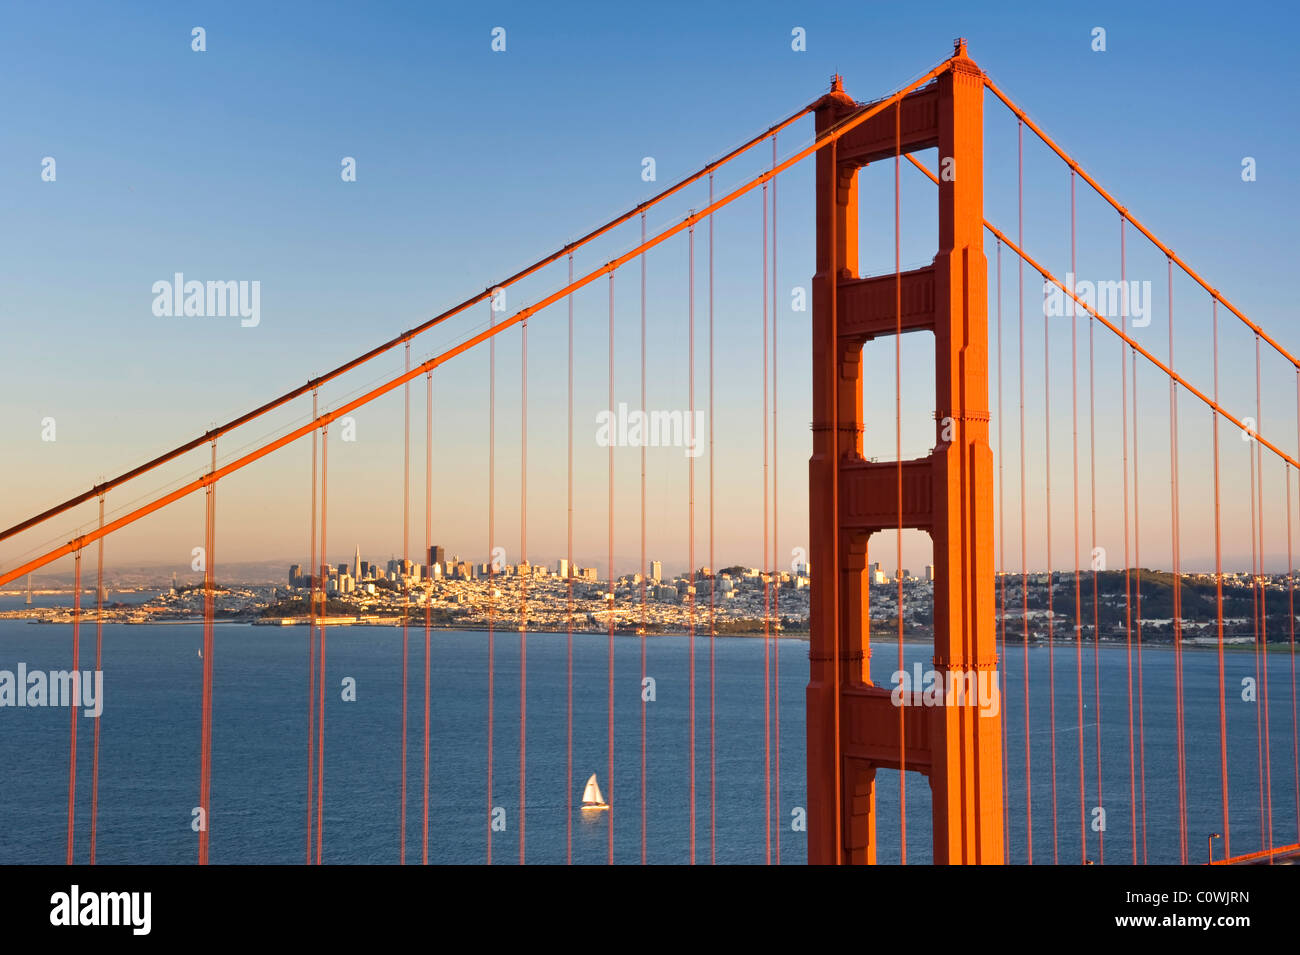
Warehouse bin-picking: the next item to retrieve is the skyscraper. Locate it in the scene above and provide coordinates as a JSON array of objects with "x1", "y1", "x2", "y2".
[
  {"x1": 650, "y1": 560, "x2": 662, "y2": 583},
  {"x1": 355, "y1": 545, "x2": 362, "y2": 584},
  {"x1": 429, "y1": 545, "x2": 445, "y2": 569}
]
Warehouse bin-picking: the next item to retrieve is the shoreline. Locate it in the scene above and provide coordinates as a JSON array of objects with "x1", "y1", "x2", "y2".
[{"x1": 1, "y1": 616, "x2": 1295, "y2": 653}]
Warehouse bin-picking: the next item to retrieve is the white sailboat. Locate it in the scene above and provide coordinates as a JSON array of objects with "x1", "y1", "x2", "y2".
[{"x1": 580, "y1": 773, "x2": 609, "y2": 811}]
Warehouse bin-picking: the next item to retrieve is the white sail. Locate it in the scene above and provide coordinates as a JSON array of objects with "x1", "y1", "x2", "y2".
[{"x1": 582, "y1": 773, "x2": 604, "y2": 805}]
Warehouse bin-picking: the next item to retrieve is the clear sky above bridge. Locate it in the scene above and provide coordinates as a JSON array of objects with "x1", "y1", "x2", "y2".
[{"x1": 1, "y1": 0, "x2": 1296, "y2": 578}]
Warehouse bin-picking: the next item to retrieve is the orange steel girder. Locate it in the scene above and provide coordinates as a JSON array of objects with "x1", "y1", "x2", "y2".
[{"x1": 806, "y1": 42, "x2": 1004, "y2": 865}]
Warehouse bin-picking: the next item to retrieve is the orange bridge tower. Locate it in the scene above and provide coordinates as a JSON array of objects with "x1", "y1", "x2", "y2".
[{"x1": 806, "y1": 40, "x2": 1004, "y2": 865}]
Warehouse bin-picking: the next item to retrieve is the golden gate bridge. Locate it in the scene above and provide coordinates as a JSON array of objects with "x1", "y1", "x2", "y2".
[{"x1": 1, "y1": 39, "x2": 1297, "y2": 866}]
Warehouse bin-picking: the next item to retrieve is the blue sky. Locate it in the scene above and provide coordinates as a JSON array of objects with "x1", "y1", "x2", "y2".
[{"x1": 1, "y1": 0, "x2": 1297, "y2": 578}]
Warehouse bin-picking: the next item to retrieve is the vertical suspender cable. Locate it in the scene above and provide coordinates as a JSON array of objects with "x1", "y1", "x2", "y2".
[
  {"x1": 895, "y1": 96, "x2": 907, "y2": 863},
  {"x1": 1070, "y1": 173, "x2": 1085, "y2": 864},
  {"x1": 1131, "y1": 337, "x2": 1148, "y2": 863},
  {"x1": 401, "y1": 343, "x2": 410, "y2": 864},
  {"x1": 90, "y1": 495, "x2": 105, "y2": 864},
  {"x1": 487, "y1": 301, "x2": 496, "y2": 865},
  {"x1": 307, "y1": 392, "x2": 318, "y2": 864},
  {"x1": 520, "y1": 312, "x2": 528, "y2": 866},
  {"x1": 640, "y1": 212, "x2": 648, "y2": 866},
  {"x1": 1293, "y1": 369, "x2": 1300, "y2": 845},
  {"x1": 1120, "y1": 220, "x2": 1136, "y2": 863},
  {"x1": 1088, "y1": 212, "x2": 1104, "y2": 866},
  {"x1": 1044, "y1": 265, "x2": 1058, "y2": 866},
  {"x1": 567, "y1": 254, "x2": 575, "y2": 865},
  {"x1": 1169, "y1": 257, "x2": 1188, "y2": 863},
  {"x1": 316, "y1": 428, "x2": 327, "y2": 863},
  {"x1": 688, "y1": 216, "x2": 698, "y2": 864},
  {"x1": 762, "y1": 181, "x2": 772, "y2": 865},
  {"x1": 1256, "y1": 333, "x2": 1275, "y2": 853},
  {"x1": 1250, "y1": 349, "x2": 1264, "y2": 848},
  {"x1": 67, "y1": 550, "x2": 82, "y2": 864},
  {"x1": 708, "y1": 173, "x2": 718, "y2": 865},
  {"x1": 1249, "y1": 338, "x2": 1263, "y2": 840},
  {"x1": 199, "y1": 440, "x2": 217, "y2": 864},
  {"x1": 998, "y1": 238, "x2": 1011, "y2": 861},
  {"x1": 1212, "y1": 298, "x2": 1231, "y2": 857},
  {"x1": 608, "y1": 271, "x2": 616, "y2": 865},
  {"x1": 771, "y1": 134, "x2": 782, "y2": 866},
  {"x1": 1017, "y1": 118, "x2": 1032, "y2": 863},
  {"x1": 1292, "y1": 371, "x2": 1300, "y2": 846},
  {"x1": 424, "y1": 369, "x2": 433, "y2": 864}
]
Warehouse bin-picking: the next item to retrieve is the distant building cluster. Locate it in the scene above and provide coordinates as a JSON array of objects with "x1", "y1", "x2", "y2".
[
  {"x1": 868, "y1": 562, "x2": 935, "y2": 585},
  {"x1": 290, "y1": 544, "x2": 648, "y2": 595},
  {"x1": 283, "y1": 544, "x2": 816, "y2": 630}
]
